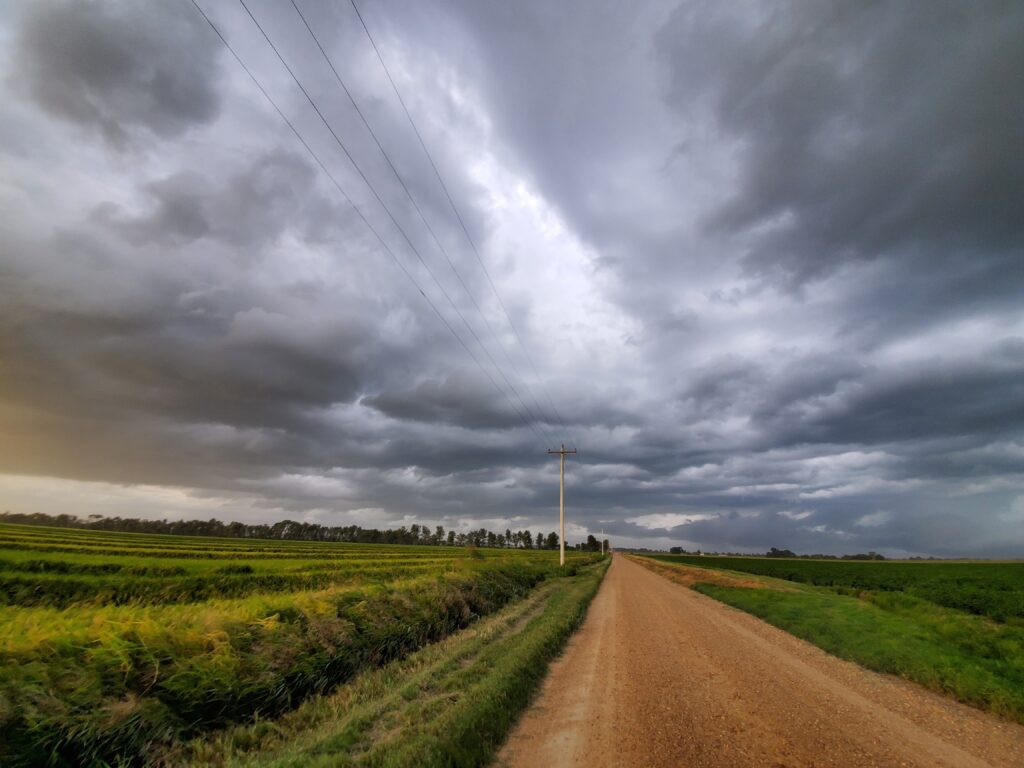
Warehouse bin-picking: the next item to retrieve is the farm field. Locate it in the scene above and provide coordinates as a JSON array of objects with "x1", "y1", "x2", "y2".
[
  {"x1": 0, "y1": 523, "x2": 604, "y2": 767},
  {"x1": 646, "y1": 554, "x2": 1024, "y2": 622},
  {"x1": 637, "y1": 554, "x2": 1024, "y2": 722}
]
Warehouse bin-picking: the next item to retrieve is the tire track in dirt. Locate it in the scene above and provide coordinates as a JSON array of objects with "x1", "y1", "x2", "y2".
[{"x1": 497, "y1": 554, "x2": 1024, "y2": 768}]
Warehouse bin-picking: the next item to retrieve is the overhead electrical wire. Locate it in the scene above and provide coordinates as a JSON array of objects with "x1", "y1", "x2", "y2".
[
  {"x1": 234, "y1": 0, "x2": 556, "y2": 444},
  {"x1": 189, "y1": 0, "x2": 545, "y2": 442},
  {"x1": 285, "y1": 0, "x2": 558, "y2": 445},
  {"x1": 348, "y1": 0, "x2": 578, "y2": 450}
]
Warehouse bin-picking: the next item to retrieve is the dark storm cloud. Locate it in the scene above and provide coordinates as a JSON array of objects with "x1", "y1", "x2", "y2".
[
  {"x1": 674, "y1": 345, "x2": 1024, "y2": 450},
  {"x1": 15, "y1": 0, "x2": 222, "y2": 147},
  {"x1": 107, "y1": 150, "x2": 326, "y2": 247},
  {"x1": 1, "y1": 0, "x2": 1023, "y2": 556},
  {"x1": 761, "y1": 349, "x2": 1024, "y2": 448},
  {"x1": 0, "y1": 131, "x2": 407, "y2": 485},
  {"x1": 657, "y1": 0, "x2": 1024, "y2": 286},
  {"x1": 364, "y1": 371, "x2": 530, "y2": 430}
]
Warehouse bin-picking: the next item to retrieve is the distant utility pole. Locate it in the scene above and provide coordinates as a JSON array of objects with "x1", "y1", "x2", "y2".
[
  {"x1": 601, "y1": 528, "x2": 605, "y2": 556},
  {"x1": 548, "y1": 443, "x2": 577, "y2": 566}
]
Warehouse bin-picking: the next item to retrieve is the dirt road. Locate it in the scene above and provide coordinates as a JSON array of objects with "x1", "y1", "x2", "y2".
[{"x1": 497, "y1": 554, "x2": 1023, "y2": 768}]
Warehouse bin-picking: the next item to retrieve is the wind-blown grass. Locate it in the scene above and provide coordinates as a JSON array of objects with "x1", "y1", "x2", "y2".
[
  {"x1": 178, "y1": 559, "x2": 610, "y2": 767},
  {"x1": 0, "y1": 523, "x2": 600, "y2": 766}
]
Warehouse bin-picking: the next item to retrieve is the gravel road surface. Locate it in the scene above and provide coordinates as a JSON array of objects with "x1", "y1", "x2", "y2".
[{"x1": 497, "y1": 554, "x2": 1023, "y2": 768}]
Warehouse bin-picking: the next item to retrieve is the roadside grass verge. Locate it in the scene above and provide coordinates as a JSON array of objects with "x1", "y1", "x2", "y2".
[
  {"x1": 175, "y1": 558, "x2": 610, "y2": 767},
  {"x1": 693, "y1": 584, "x2": 1024, "y2": 723},
  {"x1": 632, "y1": 555, "x2": 1024, "y2": 723}
]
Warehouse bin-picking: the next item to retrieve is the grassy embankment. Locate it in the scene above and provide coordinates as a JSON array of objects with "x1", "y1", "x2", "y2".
[
  {"x1": 179, "y1": 557, "x2": 609, "y2": 767},
  {"x1": 0, "y1": 523, "x2": 604, "y2": 766},
  {"x1": 636, "y1": 554, "x2": 1024, "y2": 723}
]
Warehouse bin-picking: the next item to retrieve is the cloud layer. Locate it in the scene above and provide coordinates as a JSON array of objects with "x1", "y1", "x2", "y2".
[{"x1": 1, "y1": 0, "x2": 1022, "y2": 556}]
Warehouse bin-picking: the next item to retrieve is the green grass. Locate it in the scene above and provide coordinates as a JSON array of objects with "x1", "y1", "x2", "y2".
[
  {"x1": 177, "y1": 558, "x2": 610, "y2": 767},
  {"x1": 694, "y1": 584, "x2": 1024, "y2": 722},
  {"x1": 647, "y1": 554, "x2": 1024, "y2": 623},
  {"x1": 0, "y1": 523, "x2": 603, "y2": 766},
  {"x1": 637, "y1": 555, "x2": 1024, "y2": 723}
]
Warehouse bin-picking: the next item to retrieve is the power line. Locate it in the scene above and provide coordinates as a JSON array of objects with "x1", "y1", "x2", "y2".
[
  {"x1": 286, "y1": 0, "x2": 558, "y2": 444},
  {"x1": 348, "y1": 0, "x2": 577, "y2": 449},
  {"x1": 189, "y1": 0, "x2": 545, "y2": 442},
  {"x1": 235, "y1": 0, "x2": 552, "y2": 442}
]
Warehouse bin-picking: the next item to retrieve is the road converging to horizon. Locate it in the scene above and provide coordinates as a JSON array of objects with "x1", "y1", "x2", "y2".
[{"x1": 498, "y1": 554, "x2": 1023, "y2": 768}]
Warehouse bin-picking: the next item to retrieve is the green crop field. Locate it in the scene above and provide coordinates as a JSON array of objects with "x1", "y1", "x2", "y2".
[
  {"x1": 646, "y1": 554, "x2": 1024, "y2": 623},
  {"x1": 0, "y1": 523, "x2": 605, "y2": 767},
  {"x1": 638, "y1": 554, "x2": 1024, "y2": 722}
]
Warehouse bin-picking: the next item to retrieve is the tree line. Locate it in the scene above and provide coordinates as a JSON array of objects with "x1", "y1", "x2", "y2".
[
  {"x1": 667, "y1": 545, "x2": 886, "y2": 560},
  {"x1": 0, "y1": 511, "x2": 610, "y2": 551}
]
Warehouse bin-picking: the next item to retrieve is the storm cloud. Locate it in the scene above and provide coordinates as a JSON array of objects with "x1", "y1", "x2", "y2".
[
  {"x1": 15, "y1": 0, "x2": 221, "y2": 146},
  {"x1": 0, "y1": 0, "x2": 1022, "y2": 557}
]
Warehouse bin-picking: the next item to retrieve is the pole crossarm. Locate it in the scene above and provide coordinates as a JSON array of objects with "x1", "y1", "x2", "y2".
[{"x1": 547, "y1": 444, "x2": 577, "y2": 566}]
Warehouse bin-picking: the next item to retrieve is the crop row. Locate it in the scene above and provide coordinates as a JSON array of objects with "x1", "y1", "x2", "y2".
[
  {"x1": 0, "y1": 535, "x2": 450, "y2": 555},
  {"x1": 0, "y1": 539, "x2": 523, "y2": 560},
  {"x1": 0, "y1": 524, "x2": 460, "y2": 552},
  {"x1": 0, "y1": 556, "x2": 598, "y2": 766},
  {"x1": 0, "y1": 555, "x2": 455, "y2": 577},
  {"x1": 652, "y1": 555, "x2": 1024, "y2": 622},
  {"x1": 0, "y1": 522, "x2": 424, "y2": 546},
  {"x1": 0, "y1": 561, "x2": 456, "y2": 607}
]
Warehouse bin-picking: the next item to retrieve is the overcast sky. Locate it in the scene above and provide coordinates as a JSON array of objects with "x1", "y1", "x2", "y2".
[{"x1": 1, "y1": 0, "x2": 1022, "y2": 556}]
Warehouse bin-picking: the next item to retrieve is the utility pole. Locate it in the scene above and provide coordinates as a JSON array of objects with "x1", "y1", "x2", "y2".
[
  {"x1": 548, "y1": 443, "x2": 577, "y2": 566},
  {"x1": 601, "y1": 528, "x2": 605, "y2": 556}
]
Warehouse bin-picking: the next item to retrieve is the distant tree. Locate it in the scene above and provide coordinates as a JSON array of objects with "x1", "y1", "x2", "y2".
[
  {"x1": 535, "y1": 532, "x2": 544, "y2": 549},
  {"x1": 446, "y1": 530, "x2": 456, "y2": 546},
  {"x1": 669, "y1": 546, "x2": 684, "y2": 555},
  {"x1": 842, "y1": 551, "x2": 886, "y2": 561},
  {"x1": 585, "y1": 534, "x2": 600, "y2": 552},
  {"x1": 545, "y1": 531, "x2": 559, "y2": 550}
]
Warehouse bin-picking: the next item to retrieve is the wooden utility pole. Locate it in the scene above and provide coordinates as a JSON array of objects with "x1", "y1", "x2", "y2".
[{"x1": 548, "y1": 444, "x2": 576, "y2": 566}]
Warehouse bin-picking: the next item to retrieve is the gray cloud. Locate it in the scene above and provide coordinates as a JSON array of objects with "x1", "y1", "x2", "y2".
[
  {"x1": 106, "y1": 150, "x2": 326, "y2": 247},
  {"x1": 14, "y1": 0, "x2": 222, "y2": 147},
  {"x1": 658, "y1": 1, "x2": 1024, "y2": 286},
  {"x1": 762, "y1": 349, "x2": 1024, "y2": 448},
  {"x1": 0, "y1": 0, "x2": 1022, "y2": 556},
  {"x1": 364, "y1": 371, "x2": 531, "y2": 430}
]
